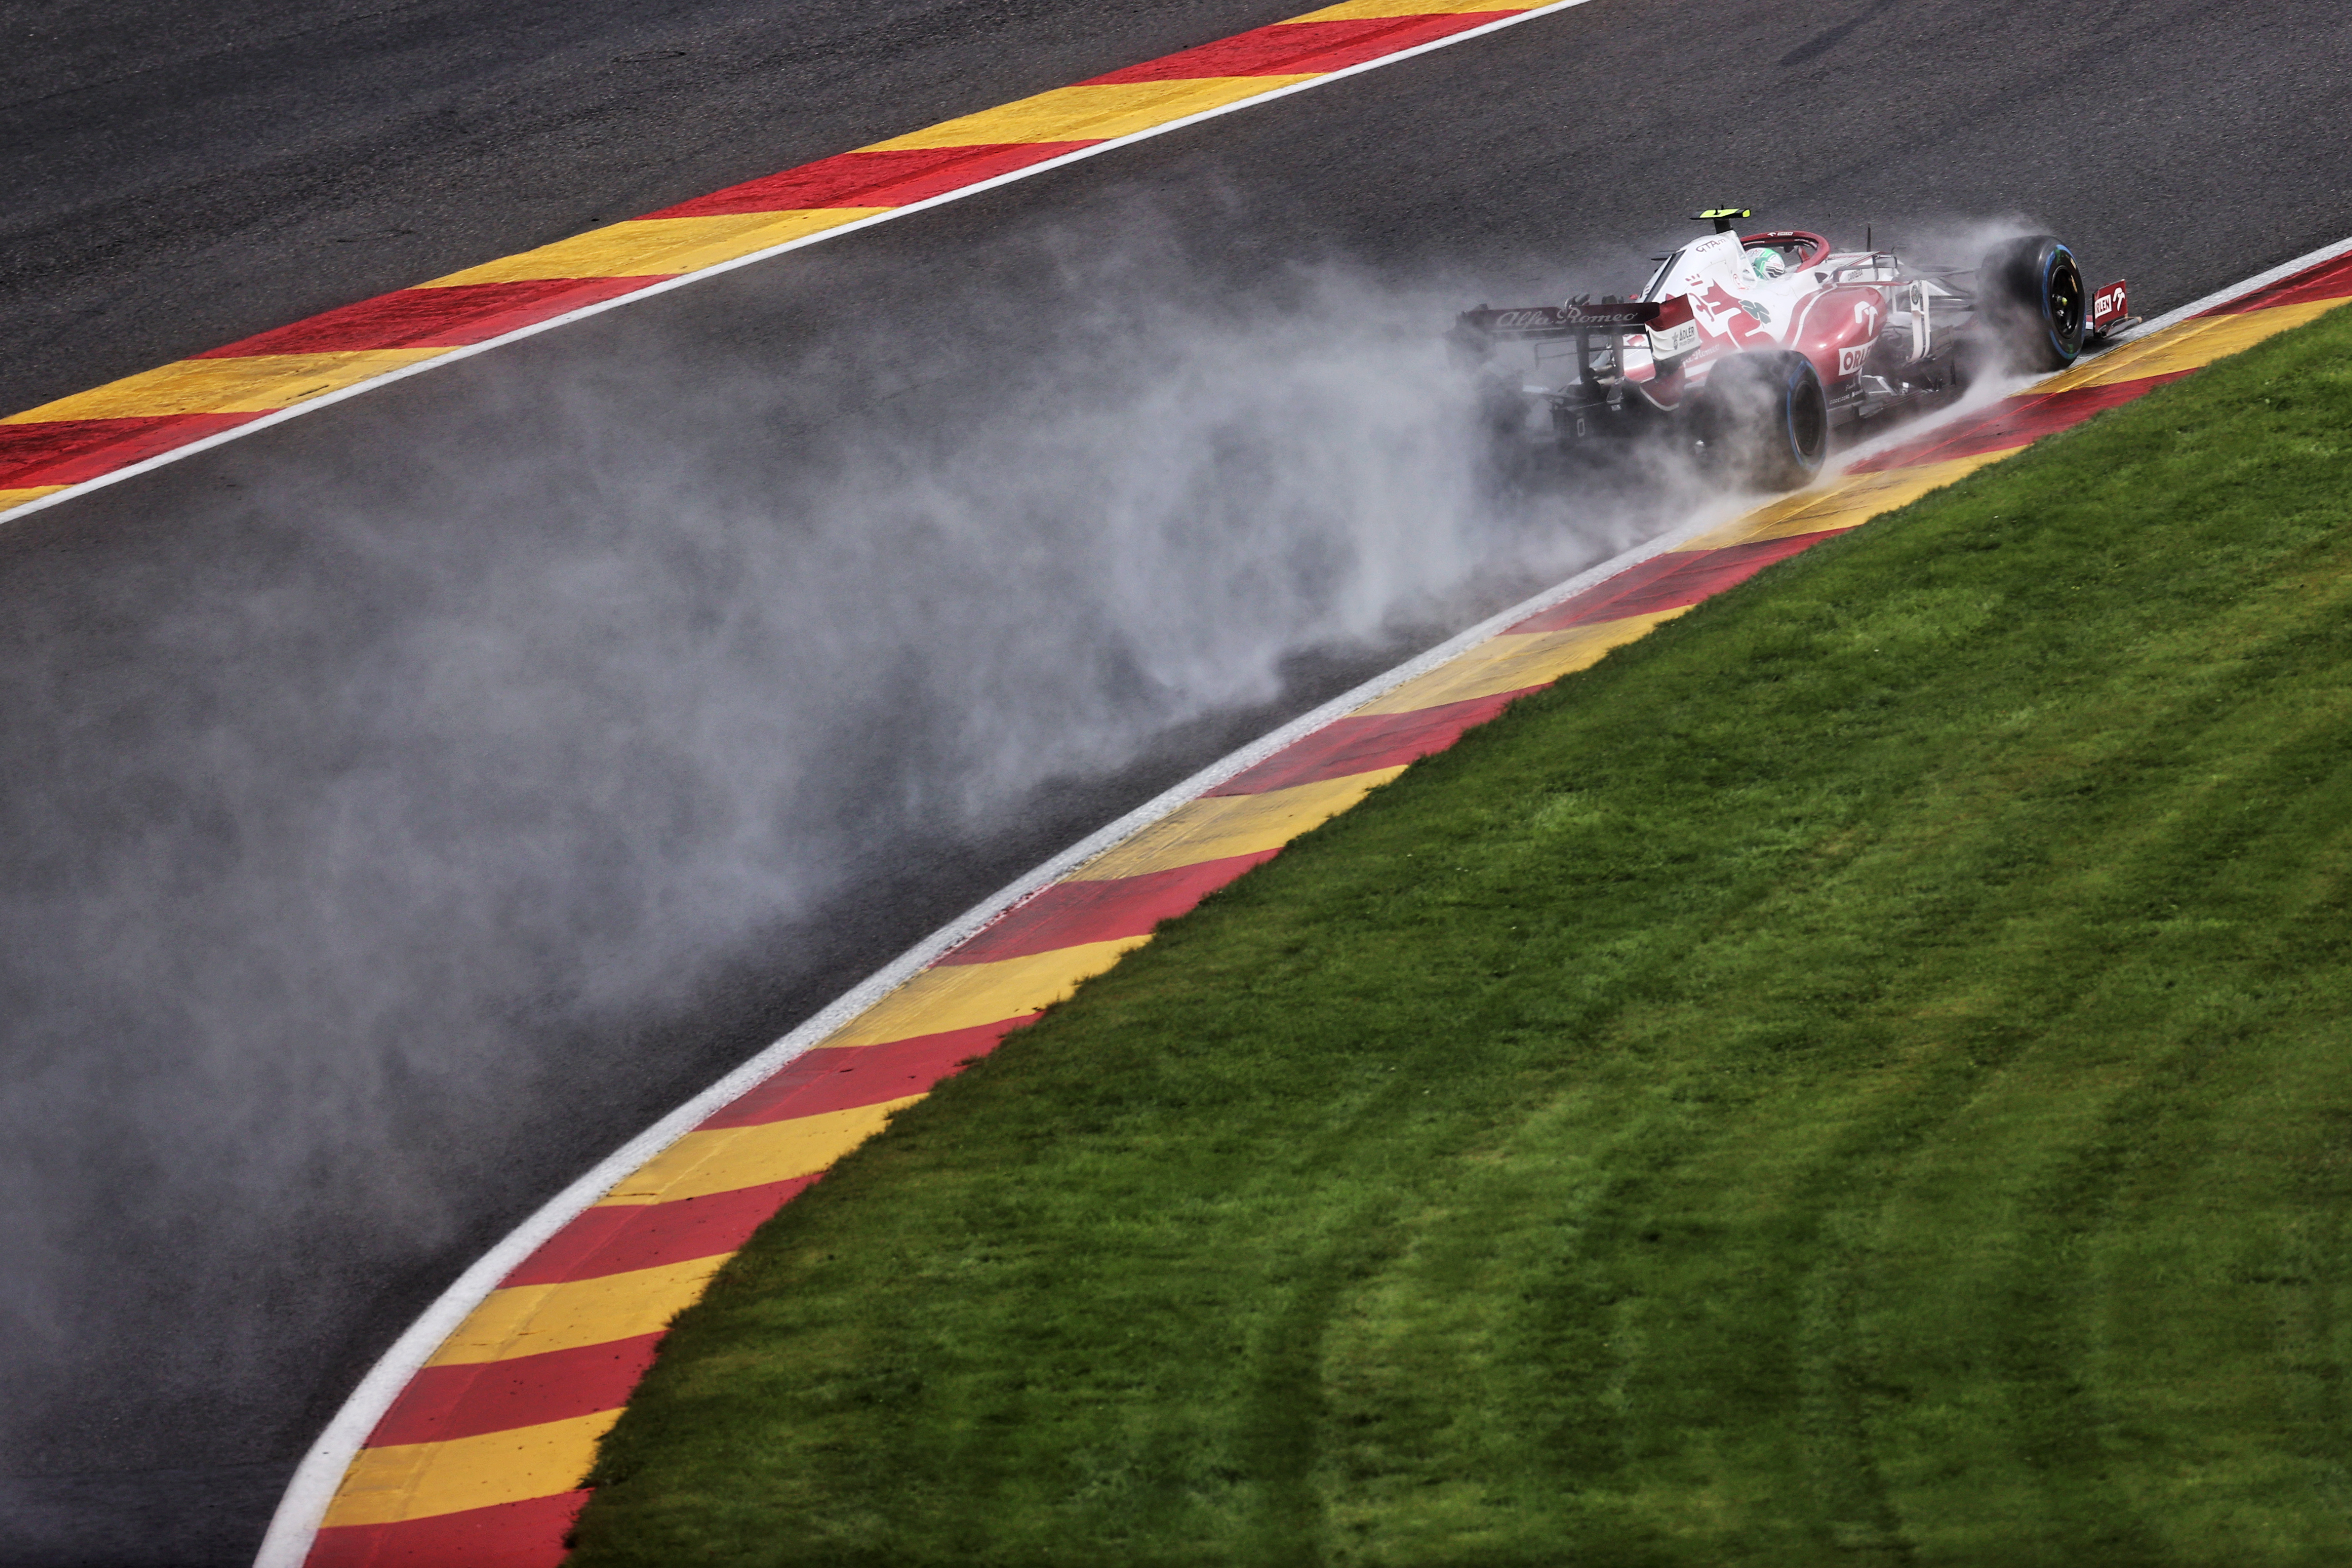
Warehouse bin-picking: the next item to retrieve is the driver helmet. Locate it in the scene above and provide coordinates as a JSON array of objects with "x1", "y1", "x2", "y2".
[{"x1": 1749, "y1": 246, "x2": 1787, "y2": 282}]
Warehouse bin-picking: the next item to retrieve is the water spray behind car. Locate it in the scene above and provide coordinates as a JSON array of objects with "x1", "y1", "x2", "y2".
[{"x1": 0, "y1": 211, "x2": 1700, "y2": 1512}]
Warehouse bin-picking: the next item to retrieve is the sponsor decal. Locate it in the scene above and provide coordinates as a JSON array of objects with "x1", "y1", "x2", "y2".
[
  {"x1": 1698, "y1": 282, "x2": 1771, "y2": 347},
  {"x1": 2093, "y1": 282, "x2": 2130, "y2": 324},
  {"x1": 1838, "y1": 345, "x2": 1869, "y2": 377},
  {"x1": 1649, "y1": 321, "x2": 1700, "y2": 357},
  {"x1": 1738, "y1": 298, "x2": 1773, "y2": 325},
  {"x1": 1479, "y1": 305, "x2": 1657, "y2": 333}
]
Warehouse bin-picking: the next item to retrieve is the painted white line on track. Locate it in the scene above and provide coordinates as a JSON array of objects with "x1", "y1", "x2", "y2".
[
  {"x1": 252, "y1": 219, "x2": 2352, "y2": 1568},
  {"x1": 13, "y1": 0, "x2": 1604, "y2": 533},
  {"x1": 2123, "y1": 230, "x2": 2352, "y2": 341}
]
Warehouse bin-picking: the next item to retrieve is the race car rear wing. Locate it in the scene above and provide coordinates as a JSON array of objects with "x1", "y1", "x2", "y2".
[{"x1": 1450, "y1": 294, "x2": 1700, "y2": 380}]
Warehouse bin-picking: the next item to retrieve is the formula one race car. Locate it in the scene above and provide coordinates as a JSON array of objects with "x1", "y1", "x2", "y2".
[{"x1": 1451, "y1": 208, "x2": 2135, "y2": 490}]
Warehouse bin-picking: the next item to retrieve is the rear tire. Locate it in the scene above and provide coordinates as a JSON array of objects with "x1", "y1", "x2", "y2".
[
  {"x1": 1471, "y1": 374, "x2": 1546, "y2": 492},
  {"x1": 1977, "y1": 233, "x2": 2087, "y2": 372},
  {"x1": 1696, "y1": 350, "x2": 1828, "y2": 492}
]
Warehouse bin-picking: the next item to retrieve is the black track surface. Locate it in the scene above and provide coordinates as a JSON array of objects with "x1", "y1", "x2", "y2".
[
  {"x1": 0, "y1": 0, "x2": 1301, "y2": 417},
  {"x1": 5, "y1": 0, "x2": 2351, "y2": 1562}
]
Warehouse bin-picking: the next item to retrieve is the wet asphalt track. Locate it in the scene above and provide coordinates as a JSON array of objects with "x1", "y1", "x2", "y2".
[
  {"x1": 0, "y1": 0, "x2": 1310, "y2": 418},
  {"x1": 5, "y1": 0, "x2": 2352, "y2": 1562}
]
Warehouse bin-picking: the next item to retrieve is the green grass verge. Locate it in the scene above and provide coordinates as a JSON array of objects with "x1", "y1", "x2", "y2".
[{"x1": 568, "y1": 309, "x2": 2352, "y2": 1568}]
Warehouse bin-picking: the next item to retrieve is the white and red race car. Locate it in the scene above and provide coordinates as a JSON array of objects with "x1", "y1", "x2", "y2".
[{"x1": 1452, "y1": 208, "x2": 2135, "y2": 489}]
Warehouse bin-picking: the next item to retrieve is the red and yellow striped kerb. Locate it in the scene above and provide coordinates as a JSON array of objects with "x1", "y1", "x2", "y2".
[
  {"x1": 0, "y1": 0, "x2": 1581, "y2": 519},
  {"x1": 297, "y1": 251, "x2": 2352, "y2": 1566}
]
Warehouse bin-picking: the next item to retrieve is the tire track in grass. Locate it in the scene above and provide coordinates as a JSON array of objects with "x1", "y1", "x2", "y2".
[
  {"x1": 1848, "y1": 620, "x2": 2352, "y2": 1559},
  {"x1": 1237, "y1": 1206, "x2": 1387, "y2": 1562}
]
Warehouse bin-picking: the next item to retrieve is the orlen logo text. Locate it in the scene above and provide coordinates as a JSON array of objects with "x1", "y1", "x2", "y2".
[
  {"x1": 2093, "y1": 283, "x2": 2129, "y2": 322},
  {"x1": 1838, "y1": 345, "x2": 1870, "y2": 377}
]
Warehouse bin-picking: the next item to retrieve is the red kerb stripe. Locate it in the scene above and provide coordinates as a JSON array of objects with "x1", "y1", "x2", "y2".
[
  {"x1": 1507, "y1": 551, "x2": 1687, "y2": 632},
  {"x1": 499, "y1": 1177, "x2": 816, "y2": 1288},
  {"x1": 193, "y1": 279, "x2": 659, "y2": 357},
  {"x1": 1209, "y1": 692, "x2": 1526, "y2": 796},
  {"x1": 0, "y1": 413, "x2": 260, "y2": 487},
  {"x1": 368, "y1": 1336, "x2": 661, "y2": 1448},
  {"x1": 2210, "y1": 251, "x2": 2352, "y2": 315},
  {"x1": 306, "y1": 1488, "x2": 585, "y2": 1568},
  {"x1": 644, "y1": 144, "x2": 1096, "y2": 218},
  {"x1": 1084, "y1": 14, "x2": 1507, "y2": 82},
  {"x1": 1843, "y1": 374, "x2": 2191, "y2": 473},
  {"x1": 944, "y1": 851, "x2": 1280, "y2": 964},
  {"x1": 695, "y1": 1022, "x2": 1028, "y2": 1129},
  {"x1": 1508, "y1": 533, "x2": 1835, "y2": 633}
]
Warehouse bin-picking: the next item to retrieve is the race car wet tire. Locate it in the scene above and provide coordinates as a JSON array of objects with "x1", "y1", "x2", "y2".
[
  {"x1": 1698, "y1": 350, "x2": 1828, "y2": 492},
  {"x1": 1472, "y1": 374, "x2": 1550, "y2": 490},
  {"x1": 1978, "y1": 233, "x2": 2087, "y2": 372}
]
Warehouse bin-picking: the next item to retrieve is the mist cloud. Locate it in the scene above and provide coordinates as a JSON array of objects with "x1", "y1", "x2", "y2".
[{"x1": 0, "y1": 216, "x2": 1676, "y2": 1501}]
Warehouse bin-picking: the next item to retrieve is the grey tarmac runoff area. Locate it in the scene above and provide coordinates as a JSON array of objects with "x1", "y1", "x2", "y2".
[{"x1": 4, "y1": 0, "x2": 2352, "y2": 1562}]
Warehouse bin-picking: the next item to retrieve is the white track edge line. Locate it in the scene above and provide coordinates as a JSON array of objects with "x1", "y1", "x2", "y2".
[
  {"x1": 9, "y1": 0, "x2": 1599, "y2": 533},
  {"x1": 251, "y1": 218, "x2": 2352, "y2": 1568},
  {"x1": 2118, "y1": 231, "x2": 2352, "y2": 342}
]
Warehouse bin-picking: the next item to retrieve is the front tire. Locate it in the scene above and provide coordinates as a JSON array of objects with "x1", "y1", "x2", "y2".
[
  {"x1": 1977, "y1": 233, "x2": 2087, "y2": 373},
  {"x1": 1696, "y1": 350, "x2": 1828, "y2": 492}
]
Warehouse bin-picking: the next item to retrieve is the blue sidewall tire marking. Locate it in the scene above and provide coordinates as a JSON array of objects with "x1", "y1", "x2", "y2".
[
  {"x1": 1785, "y1": 358, "x2": 1822, "y2": 471},
  {"x1": 2045, "y1": 244, "x2": 2079, "y2": 362}
]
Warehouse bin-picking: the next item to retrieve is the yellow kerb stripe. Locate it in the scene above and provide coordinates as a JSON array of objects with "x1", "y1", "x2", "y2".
[
  {"x1": 1352, "y1": 612, "x2": 1683, "y2": 716},
  {"x1": 1, "y1": 350, "x2": 446, "y2": 422},
  {"x1": 1674, "y1": 453, "x2": 2002, "y2": 551},
  {"x1": 865, "y1": 78, "x2": 1314, "y2": 151},
  {"x1": 322, "y1": 1409, "x2": 613, "y2": 1528},
  {"x1": 420, "y1": 210, "x2": 886, "y2": 288},
  {"x1": 1, "y1": 487, "x2": 65, "y2": 511},
  {"x1": 2038, "y1": 299, "x2": 2345, "y2": 392},
  {"x1": 426, "y1": 1254, "x2": 728, "y2": 1367},
  {"x1": 598, "y1": 1097, "x2": 922, "y2": 1205},
  {"x1": 825, "y1": 937, "x2": 1151, "y2": 1047},
  {"x1": 1072, "y1": 769, "x2": 1404, "y2": 883},
  {"x1": 1288, "y1": 0, "x2": 1545, "y2": 15}
]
